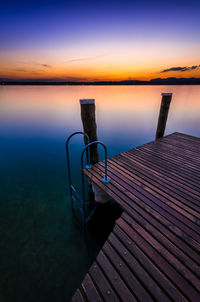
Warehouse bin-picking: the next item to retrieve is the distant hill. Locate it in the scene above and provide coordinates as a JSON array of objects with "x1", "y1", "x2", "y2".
[{"x1": 1, "y1": 77, "x2": 200, "y2": 85}]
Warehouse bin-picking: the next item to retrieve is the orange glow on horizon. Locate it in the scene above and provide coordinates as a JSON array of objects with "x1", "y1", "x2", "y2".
[
  {"x1": 1, "y1": 43, "x2": 200, "y2": 81},
  {"x1": 1, "y1": 66, "x2": 200, "y2": 82}
]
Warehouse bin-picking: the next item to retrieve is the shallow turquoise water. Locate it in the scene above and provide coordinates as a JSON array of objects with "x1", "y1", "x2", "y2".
[{"x1": 0, "y1": 85, "x2": 199, "y2": 301}]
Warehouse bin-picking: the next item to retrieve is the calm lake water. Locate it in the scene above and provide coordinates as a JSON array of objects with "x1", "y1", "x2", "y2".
[{"x1": 0, "y1": 85, "x2": 200, "y2": 302}]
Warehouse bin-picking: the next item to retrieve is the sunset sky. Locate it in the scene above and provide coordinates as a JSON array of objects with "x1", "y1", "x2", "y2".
[{"x1": 1, "y1": 0, "x2": 200, "y2": 81}]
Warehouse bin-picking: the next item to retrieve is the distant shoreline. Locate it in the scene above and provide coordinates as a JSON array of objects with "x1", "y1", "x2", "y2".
[{"x1": 1, "y1": 78, "x2": 200, "y2": 86}]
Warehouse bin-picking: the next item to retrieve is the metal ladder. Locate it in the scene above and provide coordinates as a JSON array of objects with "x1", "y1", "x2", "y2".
[{"x1": 66, "y1": 131, "x2": 110, "y2": 225}]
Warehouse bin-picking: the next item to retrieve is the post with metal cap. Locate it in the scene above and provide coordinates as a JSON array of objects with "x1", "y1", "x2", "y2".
[
  {"x1": 155, "y1": 93, "x2": 172, "y2": 140},
  {"x1": 80, "y1": 99, "x2": 99, "y2": 164}
]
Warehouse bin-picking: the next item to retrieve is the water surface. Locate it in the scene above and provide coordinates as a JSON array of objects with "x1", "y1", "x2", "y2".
[{"x1": 0, "y1": 85, "x2": 200, "y2": 302}]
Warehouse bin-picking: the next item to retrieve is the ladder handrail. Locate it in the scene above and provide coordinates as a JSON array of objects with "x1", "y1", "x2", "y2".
[
  {"x1": 66, "y1": 131, "x2": 90, "y2": 206},
  {"x1": 81, "y1": 141, "x2": 110, "y2": 182},
  {"x1": 81, "y1": 141, "x2": 110, "y2": 222},
  {"x1": 66, "y1": 133, "x2": 110, "y2": 224}
]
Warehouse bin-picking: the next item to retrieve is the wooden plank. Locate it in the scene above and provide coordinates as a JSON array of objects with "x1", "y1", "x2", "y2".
[
  {"x1": 145, "y1": 136, "x2": 200, "y2": 157},
  {"x1": 71, "y1": 289, "x2": 85, "y2": 302},
  {"x1": 128, "y1": 143, "x2": 200, "y2": 178},
  {"x1": 73, "y1": 133, "x2": 200, "y2": 302},
  {"x1": 122, "y1": 212, "x2": 200, "y2": 288},
  {"x1": 113, "y1": 224, "x2": 188, "y2": 302},
  {"x1": 162, "y1": 132, "x2": 200, "y2": 146},
  {"x1": 127, "y1": 150, "x2": 200, "y2": 184},
  {"x1": 109, "y1": 157, "x2": 200, "y2": 211},
  {"x1": 173, "y1": 132, "x2": 200, "y2": 144},
  {"x1": 121, "y1": 152, "x2": 200, "y2": 192},
  {"x1": 132, "y1": 146, "x2": 200, "y2": 176},
  {"x1": 128, "y1": 149, "x2": 200, "y2": 180},
  {"x1": 118, "y1": 199, "x2": 200, "y2": 267},
  {"x1": 114, "y1": 153, "x2": 200, "y2": 199},
  {"x1": 117, "y1": 218, "x2": 200, "y2": 302},
  {"x1": 93, "y1": 164, "x2": 200, "y2": 240},
  {"x1": 89, "y1": 262, "x2": 120, "y2": 302},
  {"x1": 102, "y1": 240, "x2": 154, "y2": 302},
  {"x1": 164, "y1": 135, "x2": 200, "y2": 149},
  {"x1": 98, "y1": 161, "x2": 200, "y2": 221},
  {"x1": 118, "y1": 151, "x2": 200, "y2": 194},
  {"x1": 108, "y1": 232, "x2": 171, "y2": 302},
  {"x1": 97, "y1": 250, "x2": 137, "y2": 302},
  {"x1": 158, "y1": 133, "x2": 200, "y2": 147},
  {"x1": 164, "y1": 136, "x2": 200, "y2": 150},
  {"x1": 116, "y1": 206, "x2": 200, "y2": 278},
  {"x1": 145, "y1": 139, "x2": 200, "y2": 162},
  {"x1": 81, "y1": 274, "x2": 102, "y2": 302},
  {"x1": 141, "y1": 144, "x2": 200, "y2": 169},
  {"x1": 84, "y1": 167, "x2": 200, "y2": 255},
  {"x1": 111, "y1": 155, "x2": 200, "y2": 203}
]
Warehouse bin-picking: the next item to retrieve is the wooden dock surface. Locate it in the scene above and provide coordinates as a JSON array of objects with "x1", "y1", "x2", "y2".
[{"x1": 72, "y1": 132, "x2": 200, "y2": 302}]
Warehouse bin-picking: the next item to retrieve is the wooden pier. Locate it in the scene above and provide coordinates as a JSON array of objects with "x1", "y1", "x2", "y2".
[{"x1": 72, "y1": 132, "x2": 200, "y2": 302}]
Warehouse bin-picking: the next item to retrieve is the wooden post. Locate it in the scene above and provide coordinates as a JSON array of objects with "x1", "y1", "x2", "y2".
[
  {"x1": 80, "y1": 99, "x2": 99, "y2": 165},
  {"x1": 155, "y1": 93, "x2": 172, "y2": 140}
]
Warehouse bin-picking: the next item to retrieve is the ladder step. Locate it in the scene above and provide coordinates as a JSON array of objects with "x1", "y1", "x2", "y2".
[
  {"x1": 72, "y1": 196, "x2": 84, "y2": 215},
  {"x1": 71, "y1": 185, "x2": 83, "y2": 204}
]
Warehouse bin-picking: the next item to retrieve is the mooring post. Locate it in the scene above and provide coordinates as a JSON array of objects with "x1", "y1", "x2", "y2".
[
  {"x1": 155, "y1": 93, "x2": 172, "y2": 140},
  {"x1": 80, "y1": 99, "x2": 110, "y2": 204},
  {"x1": 80, "y1": 99, "x2": 99, "y2": 165}
]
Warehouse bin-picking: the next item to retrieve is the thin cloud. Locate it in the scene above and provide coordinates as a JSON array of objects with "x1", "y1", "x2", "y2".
[
  {"x1": 15, "y1": 68, "x2": 28, "y2": 72},
  {"x1": 66, "y1": 54, "x2": 107, "y2": 63},
  {"x1": 19, "y1": 61, "x2": 52, "y2": 68},
  {"x1": 30, "y1": 71, "x2": 43, "y2": 75},
  {"x1": 40, "y1": 63, "x2": 51, "y2": 68},
  {"x1": 33, "y1": 62, "x2": 52, "y2": 68},
  {"x1": 161, "y1": 65, "x2": 200, "y2": 73}
]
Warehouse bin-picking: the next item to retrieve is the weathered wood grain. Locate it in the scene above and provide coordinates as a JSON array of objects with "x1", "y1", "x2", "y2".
[{"x1": 72, "y1": 133, "x2": 200, "y2": 302}]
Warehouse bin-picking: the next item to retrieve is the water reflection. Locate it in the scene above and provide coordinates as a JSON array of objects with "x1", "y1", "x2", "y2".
[
  {"x1": 1, "y1": 85, "x2": 199, "y2": 141},
  {"x1": 0, "y1": 85, "x2": 199, "y2": 302}
]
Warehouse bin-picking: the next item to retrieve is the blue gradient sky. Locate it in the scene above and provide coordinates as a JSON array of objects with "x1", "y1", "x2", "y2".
[{"x1": 1, "y1": 0, "x2": 200, "y2": 81}]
